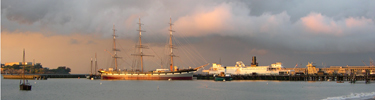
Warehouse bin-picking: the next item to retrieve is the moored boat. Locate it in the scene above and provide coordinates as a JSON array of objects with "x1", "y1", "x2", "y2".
[
  {"x1": 99, "y1": 18, "x2": 208, "y2": 80},
  {"x1": 100, "y1": 69, "x2": 197, "y2": 80},
  {"x1": 20, "y1": 80, "x2": 32, "y2": 90},
  {"x1": 87, "y1": 53, "x2": 101, "y2": 80},
  {"x1": 203, "y1": 56, "x2": 292, "y2": 75},
  {"x1": 20, "y1": 49, "x2": 32, "y2": 91},
  {"x1": 99, "y1": 64, "x2": 208, "y2": 80},
  {"x1": 214, "y1": 72, "x2": 232, "y2": 81}
]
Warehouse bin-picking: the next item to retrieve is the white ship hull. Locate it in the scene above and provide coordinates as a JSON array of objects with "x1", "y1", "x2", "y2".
[
  {"x1": 204, "y1": 61, "x2": 291, "y2": 75},
  {"x1": 208, "y1": 69, "x2": 281, "y2": 75}
]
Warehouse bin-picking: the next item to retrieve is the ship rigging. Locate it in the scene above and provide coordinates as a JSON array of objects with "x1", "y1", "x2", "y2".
[{"x1": 98, "y1": 18, "x2": 208, "y2": 80}]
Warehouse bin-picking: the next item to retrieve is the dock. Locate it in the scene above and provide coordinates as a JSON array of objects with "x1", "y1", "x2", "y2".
[
  {"x1": 3, "y1": 74, "x2": 44, "y2": 79},
  {"x1": 195, "y1": 74, "x2": 375, "y2": 82},
  {"x1": 2, "y1": 74, "x2": 89, "y2": 79}
]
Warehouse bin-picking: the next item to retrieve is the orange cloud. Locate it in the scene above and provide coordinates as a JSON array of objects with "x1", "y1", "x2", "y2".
[
  {"x1": 173, "y1": 3, "x2": 231, "y2": 36},
  {"x1": 301, "y1": 13, "x2": 342, "y2": 35}
]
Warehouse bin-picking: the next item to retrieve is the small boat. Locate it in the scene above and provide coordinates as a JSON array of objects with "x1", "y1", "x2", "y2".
[
  {"x1": 336, "y1": 81, "x2": 344, "y2": 83},
  {"x1": 20, "y1": 80, "x2": 32, "y2": 90},
  {"x1": 214, "y1": 73, "x2": 232, "y2": 81},
  {"x1": 214, "y1": 67, "x2": 232, "y2": 81},
  {"x1": 86, "y1": 75, "x2": 101, "y2": 80},
  {"x1": 20, "y1": 49, "x2": 32, "y2": 91}
]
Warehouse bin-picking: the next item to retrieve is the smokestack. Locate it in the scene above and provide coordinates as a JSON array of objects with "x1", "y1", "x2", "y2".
[
  {"x1": 224, "y1": 66, "x2": 227, "y2": 74},
  {"x1": 251, "y1": 56, "x2": 258, "y2": 67}
]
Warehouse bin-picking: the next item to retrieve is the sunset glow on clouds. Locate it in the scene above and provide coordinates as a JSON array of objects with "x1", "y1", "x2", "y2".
[
  {"x1": 301, "y1": 13, "x2": 342, "y2": 35},
  {"x1": 174, "y1": 3, "x2": 231, "y2": 36},
  {"x1": 300, "y1": 13, "x2": 375, "y2": 36},
  {"x1": 345, "y1": 17, "x2": 373, "y2": 28}
]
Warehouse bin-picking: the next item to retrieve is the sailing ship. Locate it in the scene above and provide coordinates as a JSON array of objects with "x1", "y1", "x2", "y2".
[
  {"x1": 20, "y1": 49, "x2": 32, "y2": 90},
  {"x1": 98, "y1": 18, "x2": 208, "y2": 80},
  {"x1": 86, "y1": 53, "x2": 100, "y2": 80}
]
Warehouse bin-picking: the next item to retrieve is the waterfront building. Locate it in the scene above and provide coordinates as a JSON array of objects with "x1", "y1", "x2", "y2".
[{"x1": 285, "y1": 63, "x2": 375, "y2": 75}]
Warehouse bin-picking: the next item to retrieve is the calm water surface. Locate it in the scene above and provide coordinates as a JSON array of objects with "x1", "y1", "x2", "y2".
[{"x1": 1, "y1": 78, "x2": 375, "y2": 100}]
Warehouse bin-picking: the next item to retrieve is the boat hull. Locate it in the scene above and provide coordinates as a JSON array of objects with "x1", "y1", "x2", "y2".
[
  {"x1": 101, "y1": 71, "x2": 196, "y2": 80},
  {"x1": 214, "y1": 77, "x2": 233, "y2": 81},
  {"x1": 20, "y1": 84, "x2": 32, "y2": 90}
]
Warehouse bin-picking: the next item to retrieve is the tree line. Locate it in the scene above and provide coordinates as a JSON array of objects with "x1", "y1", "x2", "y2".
[{"x1": 1, "y1": 63, "x2": 71, "y2": 74}]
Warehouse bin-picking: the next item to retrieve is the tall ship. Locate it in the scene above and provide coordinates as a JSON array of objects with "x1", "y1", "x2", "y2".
[
  {"x1": 99, "y1": 18, "x2": 208, "y2": 80},
  {"x1": 203, "y1": 56, "x2": 292, "y2": 75}
]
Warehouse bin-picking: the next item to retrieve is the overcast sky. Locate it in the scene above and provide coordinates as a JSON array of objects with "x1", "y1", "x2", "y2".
[{"x1": 2, "y1": 0, "x2": 375, "y2": 74}]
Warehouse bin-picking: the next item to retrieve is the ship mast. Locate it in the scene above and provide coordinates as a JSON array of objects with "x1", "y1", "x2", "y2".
[
  {"x1": 95, "y1": 53, "x2": 98, "y2": 75},
  {"x1": 112, "y1": 25, "x2": 120, "y2": 70},
  {"x1": 169, "y1": 18, "x2": 177, "y2": 71},
  {"x1": 90, "y1": 58, "x2": 93, "y2": 76},
  {"x1": 132, "y1": 18, "x2": 153, "y2": 72},
  {"x1": 22, "y1": 49, "x2": 26, "y2": 84}
]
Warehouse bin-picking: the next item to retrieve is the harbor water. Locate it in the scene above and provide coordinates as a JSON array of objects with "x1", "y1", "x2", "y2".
[{"x1": 1, "y1": 78, "x2": 375, "y2": 100}]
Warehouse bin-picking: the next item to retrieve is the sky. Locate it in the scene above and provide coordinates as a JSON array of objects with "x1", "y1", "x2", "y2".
[{"x1": 2, "y1": 0, "x2": 375, "y2": 74}]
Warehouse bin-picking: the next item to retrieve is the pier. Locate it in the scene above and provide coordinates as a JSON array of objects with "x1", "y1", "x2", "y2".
[
  {"x1": 195, "y1": 74, "x2": 375, "y2": 82},
  {"x1": 2, "y1": 74, "x2": 89, "y2": 79},
  {"x1": 3, "y1": 74, "x2": 44, "y2": 79}
]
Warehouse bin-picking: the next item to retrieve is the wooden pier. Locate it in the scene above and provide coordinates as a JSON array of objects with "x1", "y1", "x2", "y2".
[
  {"x1": 2, "y1": 74, "x2": 88, "y2": 79},
  {"x1": 3, "y1": 74, "x2": 46, "y2": 80}
]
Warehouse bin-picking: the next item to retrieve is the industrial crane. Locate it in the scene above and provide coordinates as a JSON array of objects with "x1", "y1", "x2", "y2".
[{"x1": 362, "y1": 61, "x2": 368, "y2": 66}]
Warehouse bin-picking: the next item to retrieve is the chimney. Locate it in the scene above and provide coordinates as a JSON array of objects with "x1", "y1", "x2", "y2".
[{"x1": 251, "y1": 56, "x2": 258, "y2": 67}]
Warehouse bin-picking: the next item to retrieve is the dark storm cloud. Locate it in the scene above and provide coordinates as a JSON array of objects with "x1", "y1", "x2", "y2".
[
  {"x1": 2, "y1": 0, "x2": 57, "y2": 24},
  {"x1": 1, "y1": 0, "x2": 228, "y2": 35},
  {"x1": 243, "y1": 0, "x2": 375, "y2": 22}
]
